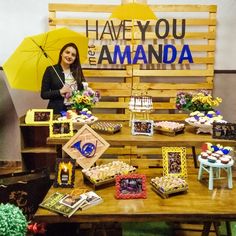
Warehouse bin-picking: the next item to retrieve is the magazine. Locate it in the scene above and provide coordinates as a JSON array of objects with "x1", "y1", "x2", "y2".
[
  {"x1": 39, "y1": 192, "x2": 86, "y2": 218},
  {"x1": 79, "y1": 191, "x2": 103, "y2": 210}
]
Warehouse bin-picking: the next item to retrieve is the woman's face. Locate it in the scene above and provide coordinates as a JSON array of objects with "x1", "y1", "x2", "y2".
[{"x1": 61, "y1": 46, "x2": 77, "y2": 66}]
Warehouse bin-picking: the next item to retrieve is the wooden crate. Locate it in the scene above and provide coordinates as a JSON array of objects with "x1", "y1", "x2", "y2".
[{"x1": 48, "y1": 3, "x2": 216, "y2": 162}]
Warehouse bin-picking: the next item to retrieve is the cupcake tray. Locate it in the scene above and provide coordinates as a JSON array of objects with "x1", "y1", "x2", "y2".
[
  {"x1": 82, "y1": 170, "x2": 136, "y2": 190},
  {"x1": 154, "y1": 127, "x2": 185, "y2": 136},
  {"x1": 150, "y1": 181, "x2": 188, "y2": 199}
]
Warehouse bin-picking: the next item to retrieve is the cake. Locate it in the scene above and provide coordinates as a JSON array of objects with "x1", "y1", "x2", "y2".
[{"x1": 129, "y1": 95, "x2": 153, "y2": 111}]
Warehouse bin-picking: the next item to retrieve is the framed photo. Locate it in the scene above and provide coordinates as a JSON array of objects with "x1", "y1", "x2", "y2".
[
  {"x1": 25, "y1": 109, "x2": 53, "y2": 124},
  {"x1": 63, "y1": 124, "x2": 110, "y2": 169},
  {"x1": 212, "y1": 122, "x2": 236, "y2": 140},
  {"x1": 49, "y1": 120, "x2": 73, "y2": 138},
  {"x1": 162, "y1": 147, "x2": 187, "y2": 179},
  {"x1": 131, "y1": 120, "x2": 154, "y2": 136},
  {"x1": 54, "y1": 158, "x2": 76, "y2": 188},
  {"x1": 115, "y1": 174, "x2": 147, "y2": 199}
]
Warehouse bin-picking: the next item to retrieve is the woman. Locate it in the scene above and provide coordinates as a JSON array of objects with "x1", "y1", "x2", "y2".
[{"x1": 41, "y1": 43, "x2": 85, "y2": 114}]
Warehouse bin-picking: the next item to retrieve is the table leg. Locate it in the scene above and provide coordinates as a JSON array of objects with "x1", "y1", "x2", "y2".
[
  {"x1": 209, "y1": 166, "x2": 214, "y2": 190},
  {"x1": 202, "y1": 222, "x2": 212, "y2": 236},
  {"x1": 227, "y1": 167, "x2": 233, "y2": 189},
  {"x1": 191, "y1": 146, "x2": 198, "y2": 168}
]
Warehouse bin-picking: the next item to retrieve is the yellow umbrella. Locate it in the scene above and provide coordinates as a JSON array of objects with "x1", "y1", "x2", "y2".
[
  {"x1": 110, "y1": 2, "x2": 157, "y2": 20},
  {"x1": 3, "y1": 27, "x2": 88, "y2": 92}
]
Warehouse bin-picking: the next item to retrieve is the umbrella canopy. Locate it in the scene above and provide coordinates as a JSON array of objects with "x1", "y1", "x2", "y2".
[
  {"x1": 110, "y1": 2, "x2": 157, "y2": 20},
  {"x1": 3, "y1": 27, "x2": 88, "y2": 92}
]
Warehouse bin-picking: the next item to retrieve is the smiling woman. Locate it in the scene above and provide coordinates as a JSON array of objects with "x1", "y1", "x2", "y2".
[{"x1": 41, "y1": 42, "x2": 86, "y2": 114}]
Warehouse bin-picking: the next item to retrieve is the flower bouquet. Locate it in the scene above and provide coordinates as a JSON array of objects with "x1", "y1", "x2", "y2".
[
  {"x1": 176, "y1": 90, "x2": 222, "y2": 112},
  {"x1": 176, "y1": 91, "x2": 225, "y2": 134},
  {"x1": 71, "y1": 83, "x2": 101, "y2": 111}
]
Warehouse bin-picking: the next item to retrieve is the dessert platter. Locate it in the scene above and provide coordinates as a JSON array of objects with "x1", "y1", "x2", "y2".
[
  {"x1": 58, "y1": 108, "x2": 98, "y2": 130},
  {"x1": 91, "y1": 122, "x2": 122, "y2": 134},
  {"x1": 82, "y1": 161, "x2": 136, "y2": 189},
  {"x1": 150, "y1": 176, "x2": 188, "y2": 198},
  {"x1": 199, "y1": 143, "x2": 234, "y2": 166},
  {"x1": 154, "y1": 121, "x2": 185, "y2": 136},
  {"x1": 185, "y1": 110, "x2": 227, "y2": 134}
]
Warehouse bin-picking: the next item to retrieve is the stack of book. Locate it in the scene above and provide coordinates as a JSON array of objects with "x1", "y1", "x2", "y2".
[{"x1": 39, "y1": 191, "x2": 103, "y2": 218}]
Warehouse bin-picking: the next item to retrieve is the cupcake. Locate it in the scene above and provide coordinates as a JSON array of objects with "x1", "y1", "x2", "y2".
[
  {"x1": 220, "y1": 157, "x2": 230, "y2": 164},
  {"x1": 208, "y1": 156, "x2": 217, "y2": 163},
  {"x1": 201, "y1": 152, "x2": 209, "y2": 159}
]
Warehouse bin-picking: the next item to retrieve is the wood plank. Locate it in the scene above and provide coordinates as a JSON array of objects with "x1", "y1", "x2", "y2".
[
  {"x1": 133, "y1": 69, "x2": 214, "y2": 77},
  {"x1": 49, "y1": 4, "x2": 217, "y2": 13},
  {"x1": 150, "y1": 5, "x2": 217, "y2": 12},
  {"x1": 49, "y1": 18, "x2": 216, "y2": 27},
  {"x1": 133, "y1": 83, "x2": 213, "y2": 90},
  {"x1": 84, "y1": 70, "x2": 130, "y2": 77}
]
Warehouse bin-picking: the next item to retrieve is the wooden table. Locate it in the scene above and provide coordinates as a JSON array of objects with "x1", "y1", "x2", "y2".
[
  {"x1": 47, "y1": 124, "x2": 236, "y2": 168},
  {"x1": 34, "y1": 168, "x2": 236, "y2": 224}
]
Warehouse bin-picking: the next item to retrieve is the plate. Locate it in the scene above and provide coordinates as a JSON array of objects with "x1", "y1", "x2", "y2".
[{"x1": 185, "y1": 118, "x2": 212, "y2": 134}]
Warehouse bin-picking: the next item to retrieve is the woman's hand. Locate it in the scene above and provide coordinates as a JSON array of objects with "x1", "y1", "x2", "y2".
[{"x1": 60, "y1": 85, "x2": 72, "y2": 97}]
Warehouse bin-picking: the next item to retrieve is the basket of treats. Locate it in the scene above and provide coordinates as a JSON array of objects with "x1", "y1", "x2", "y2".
[
  {"x1": 82, "y1": 161, "x2": 136, "y2": 189},
  {"x1": 91, "y1": 122, "x2": 122, "y2": 134},
  {"x1": 150, "y1": 176, "x2": 188, "y2": 198},
  {"x1": 154, "y1": 121, "x2": 185, "y2": 136}
]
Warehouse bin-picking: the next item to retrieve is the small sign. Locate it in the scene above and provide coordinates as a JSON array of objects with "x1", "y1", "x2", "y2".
[
  {"x1": 115, "y1": 174, "x2": 147, "y2": 199},
  {"x1": 212, "y1": 122, "x2": 236, "y2": 140},
  {"x1": 63, "y1": 124, "x2": 110, "y2": 169},
  {"x1": 25, "y1": 109, "x2": 53, "y2": 124},
  {"x1": 131, "y1": 120, "x2": 153, "y2": 136},
  {"x1": 49, "y1": 120, "x2": 73, "y2": 138}
]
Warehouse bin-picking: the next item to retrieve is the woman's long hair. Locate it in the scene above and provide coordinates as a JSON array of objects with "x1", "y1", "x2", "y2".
[{"x1": 58, "y1": 43, "x2": 85, "y2": 90}]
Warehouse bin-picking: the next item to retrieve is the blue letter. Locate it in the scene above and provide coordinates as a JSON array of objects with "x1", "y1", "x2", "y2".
[
  {"x1": 178, "y1": 45, "x2": 193, "y2": 63},
  {"x1": 163, "y1": 44, "x2": 177, "y2": 64},
  {"x1": 133, "y1": 45, "x2": 147, "y2": 64},
  {"x1": 113, "y1": 45, "x2": 131, "y2": 64}
]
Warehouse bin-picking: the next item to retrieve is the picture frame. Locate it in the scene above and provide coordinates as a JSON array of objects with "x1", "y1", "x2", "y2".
[
  {"x1": 49, "y1": 120, "x2": 73, "y2": 138},
  {"x1": 115, "y1": 174, "x2": 147, "y2": 199},
  {"x1": 54, "y1": 158, "x2": 76, "y2": 188},
  {"x1": 25, "y1": 109, "x2": 53, "y2": 125},
  {"x1": 131, "y1": 120, "x2": 154, "y2": 136},
  {"x1": 162, "y1": 147, "x2": 187, "y2": 179},
  {"x1": 62, "y1": 124, "x2": 110, "y2": 169},
  {"x1": 212, "y1": 122, "x2": 236, "y2": 140}
]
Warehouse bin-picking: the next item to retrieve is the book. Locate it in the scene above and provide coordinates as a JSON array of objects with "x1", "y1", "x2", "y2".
[
  {"x1": 79, "y1": 191, "x2": 103, "y2": 210},
  {"x1": 39, "y1": 192, "x2": 86, "y2": 218}
]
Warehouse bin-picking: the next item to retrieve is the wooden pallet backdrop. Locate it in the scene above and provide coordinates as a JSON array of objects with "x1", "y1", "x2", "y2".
[{"x1": 48, "y1": 3, "x2": 217, "y2": 166}]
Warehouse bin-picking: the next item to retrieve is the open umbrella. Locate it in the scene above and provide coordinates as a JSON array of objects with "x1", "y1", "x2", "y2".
[
  {"x1": 110, "y1": 2, "x2": 157, "y2": 21},
  {"x1": 3, "y1": 27, "x2": 88, "y2": 92}
]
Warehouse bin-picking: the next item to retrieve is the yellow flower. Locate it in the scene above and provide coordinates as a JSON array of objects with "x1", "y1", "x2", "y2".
[{"x1": 75, "y1": 95, "x2": 83, "y2": 103}]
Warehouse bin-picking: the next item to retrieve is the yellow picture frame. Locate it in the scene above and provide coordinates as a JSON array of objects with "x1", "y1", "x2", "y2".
[
  {"x1": 162, "y1": 147, "x2": 187, "y2": 179},
  {"x1": 49, "y1": 120, "x2": 73, "y2": 138},
  {"x1": 25, "y1": 109, "x2": 53, "y2": 125}
]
